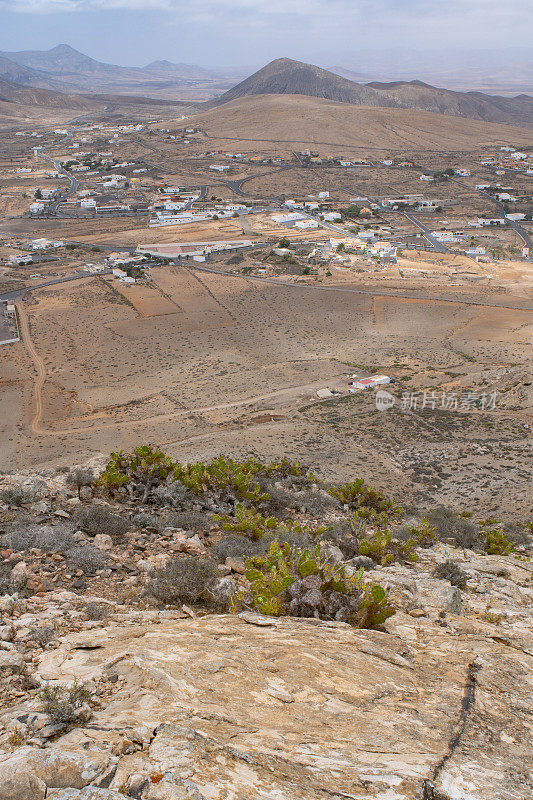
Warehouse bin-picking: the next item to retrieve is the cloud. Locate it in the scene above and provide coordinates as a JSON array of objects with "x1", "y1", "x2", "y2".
[{"x1": 2, "y1": 0, "x2": 530, "y2": 25}]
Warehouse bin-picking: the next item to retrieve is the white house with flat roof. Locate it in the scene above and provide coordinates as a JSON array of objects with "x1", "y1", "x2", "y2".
[{"x1": 295, "y1": 219, "x2": 319, "y2": 229}]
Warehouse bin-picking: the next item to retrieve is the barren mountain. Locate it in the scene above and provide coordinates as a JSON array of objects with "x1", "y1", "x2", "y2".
[
  {"x1": 141, "y1": 60, "x2": 213, "y2": 80},
  {"x1": 0, "y1": 76, "x2": 100, "y2": 110},
  {"x1": 368, "y1": 78, "x2": 533, "y2": 128},
  {"x1": 2, "y1": 43, "x2": 136, "y2": 80},
  {"x1": 213, "y1": 57, "x2": 390, "y2": 108},
  {"x1": 214, "y1": 58, "x2": 533, "y2": 127},
  {"x1": 0, "y1": 45, "x2": 239, "y2": 100},
  {"x1": 192, "y1": 94, "x2": 533, "y2": 151}
]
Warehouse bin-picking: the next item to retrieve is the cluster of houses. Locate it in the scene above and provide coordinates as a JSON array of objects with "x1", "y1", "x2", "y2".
[
  {"x1": 329, "y1": 235, "x2": 397, "y2": 262},
  {"x1": 148, "y1": 203, "x2": 248, "y2": 228}
]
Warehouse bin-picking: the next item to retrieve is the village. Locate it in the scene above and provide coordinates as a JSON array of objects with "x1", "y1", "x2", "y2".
[{"x1": 0, "y1": 110, "x2": 532, "y2": 477}]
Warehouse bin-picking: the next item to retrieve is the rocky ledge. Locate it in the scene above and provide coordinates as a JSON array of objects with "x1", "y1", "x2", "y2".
[{"x1": 0, "y1": 544, "x2": 531, "y2": 800}]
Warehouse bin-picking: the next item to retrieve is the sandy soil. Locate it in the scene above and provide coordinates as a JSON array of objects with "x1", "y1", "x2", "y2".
[
  {"x1": 1, "y1": 263, "x2": 531, "y2": 512},
  {"x1": 189, "y1": 95, "x2": 533, "y2": 153}
]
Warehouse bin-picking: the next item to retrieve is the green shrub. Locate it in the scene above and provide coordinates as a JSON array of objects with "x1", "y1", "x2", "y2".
[
  {"x1": 234, "y1": 541, "x2": 394, "y2": 628},
  {"x1": 330, "y1": 479, "x2": 402, "y2": 523},
  {"x1": 40, "y1": 681, "x2": 92, "y2": 725},
  {"x1": 483, "y1": 522, "x2": 514, "y2": 556},
  {"x1": 97, "y1": 448, "x2": 310, "y2": 508},
  {"x1": 214, "y1": 504, "x2": 323, "y2": 542},
  {"x1": 358, "y1": 529, "x2": 418, "y2": 565}
]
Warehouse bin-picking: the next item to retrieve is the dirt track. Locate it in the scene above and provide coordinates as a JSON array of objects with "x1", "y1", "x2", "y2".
[{"x1": 16, "y1": 302, "x2": 46, "y2": 435}]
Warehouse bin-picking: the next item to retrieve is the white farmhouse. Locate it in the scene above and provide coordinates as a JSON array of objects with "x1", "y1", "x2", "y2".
[{"x1": 294, "y1": 219, "x2": 319, "y2": 229}]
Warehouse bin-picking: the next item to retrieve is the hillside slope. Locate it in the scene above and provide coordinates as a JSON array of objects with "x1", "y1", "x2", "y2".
[
  {"x1": 214, "y1": 58, "x2": 391, "y2": 107},
  {"x1": 0, "y1": 75, "x2": 100, "y2": 110},
  {"x1": 214, "y1": 58, "x2": 533, "y2": 127},
  {"x1": 192, "y1": 94, "x2": 533, "y2": 151}
]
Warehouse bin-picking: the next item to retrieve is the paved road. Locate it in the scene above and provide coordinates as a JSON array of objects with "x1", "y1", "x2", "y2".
[
  {"x1": 0, "y1": 270, "x2": 112, "y2": 303},
  {"x1": 33, "y1": 151, "x2": 80, "y2": 216},
  {"x1": 401, "y1": 211, "x2": 450, "y2": 253}
]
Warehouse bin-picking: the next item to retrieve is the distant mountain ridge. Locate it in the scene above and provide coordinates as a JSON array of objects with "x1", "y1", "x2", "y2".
[
  {"x1": 0, "y1": 75, "x2": 99, "y2": 111},
  {"x1": 213, "y1": 58, "x2": 533, "y2": 127},
  {"x1": 0, "y1": 44, "x2": 230, "y2": 94},
  {"x1": 0, "y1": 47, "x2": 531, "y2": 127}
]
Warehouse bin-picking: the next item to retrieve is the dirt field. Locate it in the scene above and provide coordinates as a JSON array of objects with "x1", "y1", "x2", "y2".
[{"x1": 1, "y1": 261, "x2": 531, "y2": 513}]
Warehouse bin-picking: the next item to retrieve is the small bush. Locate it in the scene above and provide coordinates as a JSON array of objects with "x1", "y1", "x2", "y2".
[
  {"x1": 235, "y1": 541, "x2": 394, "y2": 628},
  {"x1": 85, "y1": 601, "x2": 112, "y2": 620},
  {"x1": 330, "y1": 478, "x2": 392, "y2": 513},
  {"x1": 321, "y1": 518, "x2": 362, "y2": 559},
  {"x1": 66, "y1": 467, "x2": 94, "y2": 498},
  {"x1": 0, "y1": 488, "x2": 36, "y2": 507},
  {"x1": 358, "y1": 529, "x2": 418, "y2": 566},
  {"x1": 3, "y1": 524, "x2": 72, "y2": 554},
  {"x1": 215, "y1": 503, "x2": 324, "y2": 542},
  {"x1": 484, "y1": 525, "x2": 514, "y2": 556},
  {"x1": 131, "y1": 512, "x2": 159, "y2": 530},
  {"x1": 28, "y1": 625, "x2": 56, "y2": 648},
  {"x1": 66, "y1": 545, "x2": 108, "y2": 574},
  {"x1": 148, "y1": 556, "x2": 219, "y2": 606},
  {"x1": 210, "y1": 535, "x2": 271, "y2": 564},
  {"x1": 0, "y1": 562, "x2": 12, "y2": 594},
  {"x1": 426, "y1": 507, "x2": 483, "y2": 550},
  {"x1": 152, "y1": 480, "x2": 190, "y2": 508},
  {"x1": 433, "y1": 560, "x2": 468, "y2": 589},
  {"x1": 74, "y1": 505, "x2": 129, "y2": 543},
  {"x1": 168, "y1": 510, "x2": 213, "y2": 532},
  {"x1": 40, "y1": 681, "x2": 92, "y2": 725}
]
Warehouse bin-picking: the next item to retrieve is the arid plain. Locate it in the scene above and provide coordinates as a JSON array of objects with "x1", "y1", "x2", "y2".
[{"x1": 1, "y1": 93, "x2": 532, "y2": 518}]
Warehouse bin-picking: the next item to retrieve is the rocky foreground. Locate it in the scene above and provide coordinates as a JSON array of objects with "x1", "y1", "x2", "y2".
[{"x1": 0, "y1": 454, "x2": 531, "y2": 800}]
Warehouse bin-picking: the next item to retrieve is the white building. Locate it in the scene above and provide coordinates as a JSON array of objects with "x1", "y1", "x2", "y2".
[
  {"x1": 431, "y1": 230, "x2": 457, "y2": 242},
  {"x1": 272, "y1": 212, "x2": 306, "y2": 224},
  {"x1": 475, "y1": 184, "x2": 491, "y2": 190},
  {"x1": 505, "y1": 213, "x2": 526, "y2": 222},
  {"x1": 209, "y1": 165, "x2": 230, "y2": 172},
  {"x1": 496, "y1": 193, "x2": 518, "y2": 202},
  {"x1": 112, "y1": 268, "x2": 128, "y2": 279},
  {"x1": 471, "y1": 218, "x2": 506, "y2": 227},
  {"x1": 120, "y1": 276, "x2": 136, "y2": 284},
  {"x1": 419, "y1": 174, "x2": 434, "y2": 182},
  {"x1": 466, "y1": 246, "x2": 486, "y2": 255},
  {"x1": 80, "y1": 198, "x2": 97, "y2": 208},
  {"x1": 294, "y1": 219, "x2": 319, "y2": 229},
  {"x1": 455, "y1": 169, "x2": 471, "y2": 177},
  {"x1": 351, "y1": 375, "x2": 391, "y2": 390},
  {"x1": 9, "y1": 254, "x2": 33, "y2": 265},
  {"x1": 322, "y1": 212, "x2": 342, "y2": 222},
  {"x1": 318, "y1": 191, "x2": 330, "y2": 199},
  {"x1": 29, "y1": 202, "x2": 45, "y2": 214}
]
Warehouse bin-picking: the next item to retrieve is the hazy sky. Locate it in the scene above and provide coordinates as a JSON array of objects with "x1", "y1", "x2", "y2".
[{"x1": 0, "y1": 0, "x2": 531, "y2": 75}]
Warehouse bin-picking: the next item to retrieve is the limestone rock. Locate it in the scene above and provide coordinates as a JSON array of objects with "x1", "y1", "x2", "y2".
[
  {"x1": 47, "y1": 790, "x2": 125, "y2": 800},
  {"x1": 31, "y1": 611, "x2": 532, "y2": 800},
  {"x1": 92, "y1": 535, "x2": 113, "y2": 551},
  {"x1": 0, "y1": 761, "x2": 45, "y2": 800},
  {"x1": 0, "y1": 650, "x2": 24, "y2": 673}
]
